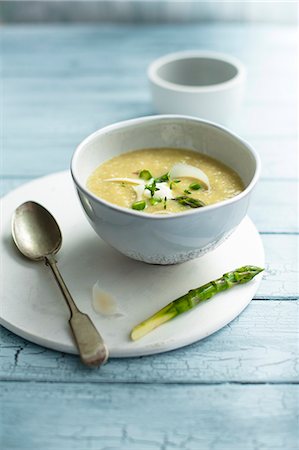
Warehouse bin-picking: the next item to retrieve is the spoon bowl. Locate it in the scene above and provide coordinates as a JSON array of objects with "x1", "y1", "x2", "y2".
[{"x1": 12, "y1": 201, "x2": 62, "y2": 260}]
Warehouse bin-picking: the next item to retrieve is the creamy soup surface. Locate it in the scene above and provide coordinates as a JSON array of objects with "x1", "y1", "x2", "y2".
[{"x1": 87, "y1": 148, "x2": 244, "y2": 214}]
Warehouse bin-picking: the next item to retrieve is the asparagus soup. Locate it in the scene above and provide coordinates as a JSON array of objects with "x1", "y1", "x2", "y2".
[{"x1": 87, "y1": 148, "x2": 244, "y2": 214}]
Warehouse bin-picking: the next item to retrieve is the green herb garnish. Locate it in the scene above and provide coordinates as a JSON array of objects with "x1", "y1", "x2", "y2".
[
  {"x1": 189, "y1": 182, "x2": 203, "y2": 191},
  {"x1": 132, "y1": 200, "x2": 146, "y2": 211},
  {"x1": 163, "y1": 196, "x2": 167, "y2": 210},
  {"x1": 184, "y1": 189, "x2": 192, "y2": 195},
  {"x1": 149, "y1": 197, "x2": 162, "y2": 206},
  {"x1": 145, "y1": 179, "x2": 160, "y2": 197},
  {"x1": 139, "y1": 169, "x2": 152, "y2": 181},
  {"x1": 174, "y1": 196, "x2": 205, "y2": 208}
]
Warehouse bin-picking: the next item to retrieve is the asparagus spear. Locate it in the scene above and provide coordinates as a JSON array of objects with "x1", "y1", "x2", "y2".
[
  {"x1": 131, "y1": 266, "x2": 264, "y2": 341},
  {"x1": 174, "y1": 195, "x2": 205, "y2": 208}
]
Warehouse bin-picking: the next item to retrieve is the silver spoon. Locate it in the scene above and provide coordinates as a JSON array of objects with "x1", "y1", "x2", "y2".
[{"x1": 12, "y1": 201, "x2": 108, "y2": 367}]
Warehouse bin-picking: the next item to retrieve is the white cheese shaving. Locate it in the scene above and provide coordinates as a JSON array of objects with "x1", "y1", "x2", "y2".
[
  {"x1": 169, "y1": 163, "x2": 210, "y2": 191},
  {"x1": 154, "y1": 182, "x2": 173, "y2": 200},
  {"x1": 132, "y1": 184, "x2": 146, "y2": 201},
  {"x1": 92, "y1": 281, "x2": 124, "y2": 318}
]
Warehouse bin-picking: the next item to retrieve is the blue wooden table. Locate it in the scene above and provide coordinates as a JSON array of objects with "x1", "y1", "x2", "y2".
[{"x1": 1, "y1": 24, "x2": 298, "y2": 449}]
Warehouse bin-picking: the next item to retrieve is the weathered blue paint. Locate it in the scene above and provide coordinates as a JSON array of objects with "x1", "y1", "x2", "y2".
[
  {"x1": 1, "y1": 301, "x2": 298, "y2": 384},
  {"x1": 1, "y1": 382, "x2": 298, "y2": 450},
  {"x1": 1, "y1": 24, "x2": 298, "y2": 450}
]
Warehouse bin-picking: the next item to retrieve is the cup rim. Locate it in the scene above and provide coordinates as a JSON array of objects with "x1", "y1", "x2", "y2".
[
  {"x1": 71, "y1": 115, "x2": 260, "y2": 221},
  {"x1": 148, "y1": 51, "x2": 246, "y2": 93}
]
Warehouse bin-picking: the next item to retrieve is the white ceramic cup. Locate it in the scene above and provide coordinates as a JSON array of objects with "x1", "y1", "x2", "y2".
[
  {"x1": 148, "y1": 51, "x2": 246, "y2": 126},
  {"x1": 71, "y1": 115, "x2": 260, "y2": 265}
]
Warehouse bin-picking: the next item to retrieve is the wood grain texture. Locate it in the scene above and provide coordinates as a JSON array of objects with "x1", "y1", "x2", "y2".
[
  {"x1": 1, "y1": 381, "x2": 298, "y2": 450},
  {"x1": 248, "y1": 180, "x2": 298, "y2": 233},
  {"x1": 0, "y1": 23, "x2": 298, "y2": 450},
  {"x1": 1, "y1": 301, "x2": 298, "y2": 383},
  {"x1": 249, "y1": 137, "x2": 298, "y2": 181},
  {"x1": 2, "y1": 24, "x2": 296, "y2": 75},
  {"x1": 2, "y1": 25, "x2": 297, "y2": 182},
  {"x1": 257, "y1": 234, "x2": 298, "y2": 299}
]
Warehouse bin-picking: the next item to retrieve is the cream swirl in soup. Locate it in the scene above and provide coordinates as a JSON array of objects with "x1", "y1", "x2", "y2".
[{"x1": 87, "y1": 148, "x2": 244, "y2": 214}]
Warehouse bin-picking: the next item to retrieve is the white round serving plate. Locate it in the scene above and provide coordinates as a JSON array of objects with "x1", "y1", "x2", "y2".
[{"x1": 1, "y1": 171, "x2": 264, "y2": 357}]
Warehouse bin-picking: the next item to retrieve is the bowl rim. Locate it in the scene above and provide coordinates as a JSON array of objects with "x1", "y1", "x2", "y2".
[
  {"x1": 71, "y1": 114, "x2": 261, "y2": 221},
  {"x1": 148, "y1": 50, "x2": 246, "y2": 93}
]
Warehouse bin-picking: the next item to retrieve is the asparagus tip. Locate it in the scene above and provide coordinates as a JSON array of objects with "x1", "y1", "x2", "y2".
[
  {"x1": 130, "y1": 265, "x2": 264, "y2": 341},
  {"x1": 234, "y1": 265, "x2": 264, "y2": 283}
]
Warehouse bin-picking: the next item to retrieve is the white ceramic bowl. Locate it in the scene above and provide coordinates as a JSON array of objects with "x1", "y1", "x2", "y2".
[
  {"x1": 71, "y1": 115, "x2": 260, "y2": 265},
  {"x1": 148, "y1": 51, "x2": 246, "y2": 126}
]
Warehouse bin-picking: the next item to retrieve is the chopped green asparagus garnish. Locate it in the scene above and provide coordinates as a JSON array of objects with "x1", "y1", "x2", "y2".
[
  {"x1": 131, "y1": 266, "x2": 264, "y2": 340},
  {"x1": 149, "y1": 197, "x2": 162, "y2": 206},
  {"x1": 189, "y1": 182, "x2": 203, "y2": 190},
  {"x1": 174, "y1": 196, "x2": 205, "y2": 208},
  {"x1": 132, "y1": 200, "x2": 146, "y2": 210},
  {"x1": 139, "y1": 169, "x2": 152, "y2": 181}
]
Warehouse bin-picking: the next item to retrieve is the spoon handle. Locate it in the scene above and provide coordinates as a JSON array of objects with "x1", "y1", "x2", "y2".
[
  {"x1": 69, "y1": 312, "x2": 108, "y2": 367},
  {"x1": 45, "y1": 255, "x2": 108, "y2": 367}
]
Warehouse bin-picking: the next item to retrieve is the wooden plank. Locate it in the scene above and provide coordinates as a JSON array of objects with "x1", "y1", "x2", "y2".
[
  {"x1": 2, "y1": 26, "x2": 297, "y2": 180},
  {"x1": 2, "y1": 25, "x2": 297, "y2": 112},
  {"x1": 0, "y1": 178, "x2": 27, "y2": 194},
  {"x1": 1, "y1": 178, "x2": 298, "y2": 233},
  {"x1": 2, "y1": 77, "x2": 297, "y2": 142},
  {"x1": 235, "y1": 103, "x2": 297, "y2": 139},
  {"x1": 258, "y1": 234, "x2": 298, "y2": 299},
  {"x1": 1, "y1": 300, "x2": 298, "y2": 383},
  {"x1": 248, "y1": 180, "x2": 298, "y2": 233},
  {"x1": 2, "y1": 71, "x2": 297, "y2": 106},
  {"x1": 248, "y1": 137, "x2": 298, "y2": 180},
  {"x1": 2, "y1": 79, "x2": 297, "y2": 177},
  {"x1": 2, "y1": 25, "x2": 296, "y2": 77},
  {"x1": 1, "y1": 381, "x2": 298, "y2": 450}
]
